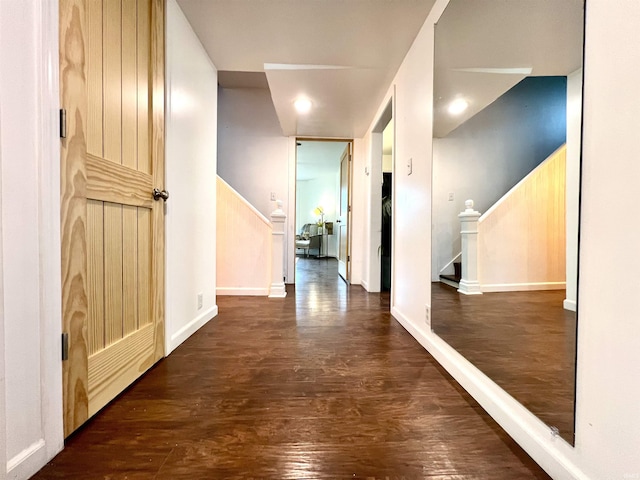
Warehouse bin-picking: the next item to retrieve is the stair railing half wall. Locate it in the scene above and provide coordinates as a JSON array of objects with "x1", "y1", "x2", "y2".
[
  {"x1": 217, "y1": 176, "x2": 287, "y2": 297},
  {"x1": 458, "y1": 145, "x2": 567, "y2": 294}
]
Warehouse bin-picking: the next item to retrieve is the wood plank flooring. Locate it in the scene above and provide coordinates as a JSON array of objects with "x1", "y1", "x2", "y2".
[
  {"x1": 33, "y1": 258, "x2": 549, "y2": 479},
  {"x1": 431, "y1": 282, "x2": 576, "y2": 444}
]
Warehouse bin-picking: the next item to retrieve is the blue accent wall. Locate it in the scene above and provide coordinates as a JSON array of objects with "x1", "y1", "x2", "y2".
[{"x1": 475, "y1": 75, "x2": 568, "y2": 182}]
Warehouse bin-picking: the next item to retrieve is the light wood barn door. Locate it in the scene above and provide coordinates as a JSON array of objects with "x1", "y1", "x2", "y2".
[{"x1": 60, "y1": 0, "x2": 165, "y2": 437}]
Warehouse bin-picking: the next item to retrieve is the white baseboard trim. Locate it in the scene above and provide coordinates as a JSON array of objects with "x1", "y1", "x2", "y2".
[
  {"x1": 481, "y1": 281, "x2": 566, "y2": 293},
  {"x1": 167, "y1": 305, "x2": 218, "y2": 355},
  {"x1": 268, "y1": 282, "x2": 287, "y2": 298},
  {"x1": 458, "y1": 279, "x2": 482, "y2": 295},
  {"x1": 389, "y1": 305, "x2": 587, "y2": 480},
  {"x1": 216, "y1": 287, "x2": 269, "y2": 296},
  {"x1": 361, "y1": 279, "x2": 369, "y2": 291},
  {"x1": 7, "y1": 439, "x2": 46, "y2": 480},
  {"x1": 563, "y1": 299, "x2": 577, "y2": 311}
]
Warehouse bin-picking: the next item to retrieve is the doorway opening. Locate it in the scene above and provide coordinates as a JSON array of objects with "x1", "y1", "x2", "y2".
[
  {"x1": 294, "y1": 139, "x2": 352, "y2": 286},
  {"x1": 381, "y1": 120, "x2": 394, "y2": 291},
  {"x1": 368, "y1": 97, "x2": 394, "y2": 295}
]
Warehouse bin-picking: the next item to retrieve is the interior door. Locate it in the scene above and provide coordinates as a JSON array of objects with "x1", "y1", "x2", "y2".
[
  {"x1": 60, "y1": 0, "x2": 165, "y2": 436},
  {"x1": 338, "y1": 144, "x2": 351, "y2": 282}
]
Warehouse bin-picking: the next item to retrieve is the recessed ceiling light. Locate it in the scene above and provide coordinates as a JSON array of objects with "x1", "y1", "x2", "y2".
[
  {"x1": 448, "y1": 98, "x2": 469, "y2": 115},
  {"x1": 294, "y1": 98, "x2": 312, "y2": 114}
]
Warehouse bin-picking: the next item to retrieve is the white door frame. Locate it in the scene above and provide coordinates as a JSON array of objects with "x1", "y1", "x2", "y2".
[{"x1": 0, "y1": 0, "x2": 64, "y2": 477}]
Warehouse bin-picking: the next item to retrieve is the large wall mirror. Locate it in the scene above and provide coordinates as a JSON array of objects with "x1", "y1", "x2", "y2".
[{"x1": 431, "y1": 0, "x2": 584, "y2": 445}]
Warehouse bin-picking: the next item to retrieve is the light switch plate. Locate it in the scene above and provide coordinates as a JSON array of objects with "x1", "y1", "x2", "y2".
[{"x1": 407, "y1": 157, "x2": 413, "y2": 175}]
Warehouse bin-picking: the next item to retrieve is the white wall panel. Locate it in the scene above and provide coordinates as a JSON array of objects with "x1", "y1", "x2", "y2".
[{"x1": 165, "y1": 0, "x2": 219, "y2": 354}]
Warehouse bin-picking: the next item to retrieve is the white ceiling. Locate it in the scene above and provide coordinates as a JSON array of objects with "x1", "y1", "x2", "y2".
[
  {"x1": 433, "y1": 0, "x2": 584, "y2": 138},
  {"x1": 176, "y1": 1, "x2": 584, "y2": 140},
  {"x1": 176, "y1": 0, "x2": 436, "y2": 138},
  {"x1": 296, "y1": 141, "x2": 348, "y2": 181}
]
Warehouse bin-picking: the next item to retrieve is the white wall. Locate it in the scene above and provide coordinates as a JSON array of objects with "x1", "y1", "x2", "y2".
[
  {"x1": 217, "y1": 88, "x2": 289, "y2": 219},
  {"x1": 360, "y1": 0, "x2": 640, "y2": 478},
  {"x1": 361, "y1": 129, "x2": 376, "y2": 292},
  {"x1": 217, "y1": 87, "x2": 292, "y2": 280},
  {"x1": 296, "y1": 174, "x2": 339, "y2": 257},
  {"x1": 565, "y1": 69, "x2": 582, "y2": 311},
  {"x1": 574, "y1": 1, "x2": 640, "y2": 477},
  {"x1": 384, "y1": 17, "x2": 434, "y2": 318},
  {"x1": 0, "y1": 0, "x2": 64, "y2": 478},
  {"x1": 165, "y1": 0, "x2": 218, "y2": 354}
]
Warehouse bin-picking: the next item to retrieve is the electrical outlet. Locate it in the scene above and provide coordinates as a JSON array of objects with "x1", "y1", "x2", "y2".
[
  {"x1": 270, "y1": 191, "x2": 276, "y2": 201},
  {"x1": 197, "y1": 293, "x2": 203, "y2": 310},
  {"x1": 425, "y1": 304, "x2": 431, "y2": 327},
  {"x1": 448, "y1": 192, "x2": 454, "y2": 201}
]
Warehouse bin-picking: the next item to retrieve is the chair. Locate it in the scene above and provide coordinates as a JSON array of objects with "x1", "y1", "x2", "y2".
[
  {"x1": 295, "y1": 235, "x2": 311, "y2": 257},
  {"x1": 296, "y1": 224, "x2": 322, "y2": 257}
]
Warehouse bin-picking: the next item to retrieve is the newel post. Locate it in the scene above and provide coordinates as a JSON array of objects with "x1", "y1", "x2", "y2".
[
  {"x1": 269, "y1": 200, "x2": 287, "y2": 298},
  {"x1": 458, "y1": 199, "x2": 482, "y2": 295}
]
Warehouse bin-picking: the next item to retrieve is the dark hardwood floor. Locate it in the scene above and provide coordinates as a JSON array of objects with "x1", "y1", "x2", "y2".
[
  {"x1": 432, "y1": 282, "x2": 576, "y2": 444},
  {"x1": 33, "y1": 258, "x2": 549, "y2": 479}
]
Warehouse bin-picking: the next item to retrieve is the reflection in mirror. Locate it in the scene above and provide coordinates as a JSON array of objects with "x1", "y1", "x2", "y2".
[{"x1": 431, "y1": 0, "x2": 584, "y2": 444}]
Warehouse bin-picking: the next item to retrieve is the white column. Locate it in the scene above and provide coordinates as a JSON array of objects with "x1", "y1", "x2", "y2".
[
  {"x1": 269, "y1": 200, "x2": 287, "y2": 298},
  {"x1": 458, "y1": 199, "x2": 482, "y2": 295}
]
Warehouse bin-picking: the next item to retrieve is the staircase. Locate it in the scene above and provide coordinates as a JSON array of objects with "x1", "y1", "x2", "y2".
[
  {"x1": 441, "y1": 144, "x2": 567, "y2": 294},
  {"x1": 216, "y1": 176, "x2": 287, "y2": 297},
  {"x1": 439, "y1": 261, "x2": 461, "y2": 288}
]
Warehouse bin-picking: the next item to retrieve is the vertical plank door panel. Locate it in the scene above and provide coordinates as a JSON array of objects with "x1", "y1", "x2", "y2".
[
  {"x1": 103, "y1": 202, "x2": 123, "y2": 345},
  {"x1": 122, "y1": 0, "x2": 138, "y2": 169},
  {"x1": 86, "y1": 199, "x2": 105, "y2": 355},
  {"x1": 137, "y1": 0, "x2": 151, "y2": 174},
  {"x1": 137, "y1": 207, "x2": 151, "y2": 327},
  {"x1": 86, "y1": 0, "x2": 103, "y2": 157},
  {"x1": 103, "y1": 0, "x2": 122, "y2": 164},
  {"x1": 122, "y1": 205, "x2": 139, "y2": 335}
]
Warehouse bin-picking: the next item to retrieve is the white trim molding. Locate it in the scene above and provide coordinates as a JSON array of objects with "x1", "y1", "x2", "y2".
[
  {"x1": 0, "y1": 74, "x2": 7, "y2": 480},
  {"x1": 7, "y1": 440, "x2": 46, "y2": 480},
  {"x1": 481, "y1": 282, "x2": 567, "y2": 293},
  {"x1": 167, "y1": 306, "x2": 218, "y2": 355},
  {"x1": 35, "y1": 0, "x2": 64, "y2": 466}
]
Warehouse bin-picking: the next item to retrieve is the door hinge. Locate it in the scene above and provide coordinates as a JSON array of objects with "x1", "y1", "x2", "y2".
[
  {"x1": 347, "y1": 255, "x2": 350, "y2": 262},
  {"x1": 61, "y1": 332, "x2": 69, "y2": 361},
  {"x1": 59, "y1": 108, "x2": 67, "y2": 139},
  {"x1": 348, "y1": 205, "x2": 351, "y2": 213}
]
